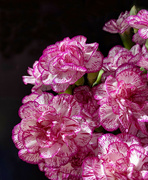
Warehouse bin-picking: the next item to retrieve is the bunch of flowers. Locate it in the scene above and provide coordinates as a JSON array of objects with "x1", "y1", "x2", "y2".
[{"x1": 12, "y1": 5, "x2": 148, "y2": 180}]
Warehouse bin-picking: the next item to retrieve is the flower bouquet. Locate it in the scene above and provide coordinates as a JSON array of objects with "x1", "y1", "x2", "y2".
[{"x1": 12, "y1": 6, "x2": 148, "y2": 180}]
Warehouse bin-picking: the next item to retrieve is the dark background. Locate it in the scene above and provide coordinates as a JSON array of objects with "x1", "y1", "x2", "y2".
[{"x1": 0, "y1": 0, "x2": 147, "y2": 179}]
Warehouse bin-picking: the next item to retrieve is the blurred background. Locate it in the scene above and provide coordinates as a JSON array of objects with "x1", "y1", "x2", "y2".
[{"x1": 0, "y1": 0, "x2": 147, "y2": 179}]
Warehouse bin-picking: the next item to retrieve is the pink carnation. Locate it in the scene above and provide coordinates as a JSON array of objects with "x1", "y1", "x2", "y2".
[
  {"x1": 103, "y1": 11, "x2": 130, "y2": 34},
  {"x1": 38, "y1": 133, "x2": 102, "y2": 180},
  {"x1": 73, "y1": 85, "x2": 100, "y2": 130},
  {"x1": 12, "y1": 93, "x2": 92, "y2": 167},
  {"x1": 127, "y1": 9, "x2": 148, "y2": 39},
  {"x1": 102, "y1": 44, "x2": 142, "y2": 81},
  {"x1": 82, "y1": 133, "x2": 148, "y2": 180},
  {"x1": 93, "y1": 64, "x2": 148, "y2": 134},
  {"x1": 23, "y1": 35, "x2": 103, "y2": 93}
]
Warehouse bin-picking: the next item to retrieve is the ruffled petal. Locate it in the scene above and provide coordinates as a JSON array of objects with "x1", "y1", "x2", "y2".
[
  {"x1": 138, "y1": 28, "x2": 148, "y2": 39},
  {"x1": 99, "y1": 103, "x2": 119, "y2": 131}
]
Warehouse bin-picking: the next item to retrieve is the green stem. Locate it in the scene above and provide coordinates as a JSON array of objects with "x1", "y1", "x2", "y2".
[
  {"x1": 120, "y1": 31, "x2": 134, "y2": 50},
  {"x1": 145, "y1": 39, "x2": 148, "y2": 51}
]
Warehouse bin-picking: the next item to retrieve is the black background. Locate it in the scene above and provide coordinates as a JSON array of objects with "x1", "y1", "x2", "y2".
[{"x1": 0, "y1": 0, "x2": 147, "y2": 179}]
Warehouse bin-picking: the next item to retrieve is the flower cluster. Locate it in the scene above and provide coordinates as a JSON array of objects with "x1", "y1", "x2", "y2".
[{"x1": 12, "y1": 6, "x2": 148, "y2": 180}]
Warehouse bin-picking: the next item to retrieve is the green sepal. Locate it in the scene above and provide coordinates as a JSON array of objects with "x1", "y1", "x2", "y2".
[
  {"x1": 140, "y1": 67, "x2": 147, "y2": 74},
  {"x1": 87, "y1": 72, "x2": 99, "y2": 86},
  {"x1": 75, "y1": 76, "x2": 84, "y2": 86},
  {"x1": 92, "y1": 69, "x2": 104, "y2": 87},
  {"x1": 58, "y1": 85, "x2": 73, "y2": 95}
]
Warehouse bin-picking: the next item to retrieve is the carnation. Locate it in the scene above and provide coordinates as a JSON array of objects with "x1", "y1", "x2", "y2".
[
  {"x1": 12, "y1": 93, "x2": 92, "y2": 167},
  {"x1": 103, "y1": 11, "x2": 130, "y2": 34},
  {"x1": 23, "y1": 35, "x2": 103, "y2": 93},
  {"x1": 38, "y1": 133, "x2": 102, "y2": 180},
  {"x1": 82, "y1": 133, "x2": 148, "y2": 180},
  {"x1": 93, "y1": 64, "x2": 148, "y2": 134},
  {"x1": 102, "y1": 44, "x2": 141, "y2": 81}
]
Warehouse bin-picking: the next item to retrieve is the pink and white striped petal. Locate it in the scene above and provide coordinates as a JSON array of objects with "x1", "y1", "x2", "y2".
[
  {"x1": 82, "y1": 157, "x2": 105, "y2": 180},
  {"x1": 40, "y1": 143, "x2": 62, "y2": 158},
  {"x1": 138, "y1": 28, "x2": 148, "y2": 39},
  {"x1": 18, "y1": 149, "x2": 42, "y2": 164},
  {"x1": 99, "y1": 103, "x2": 119, "y2": 131}
]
